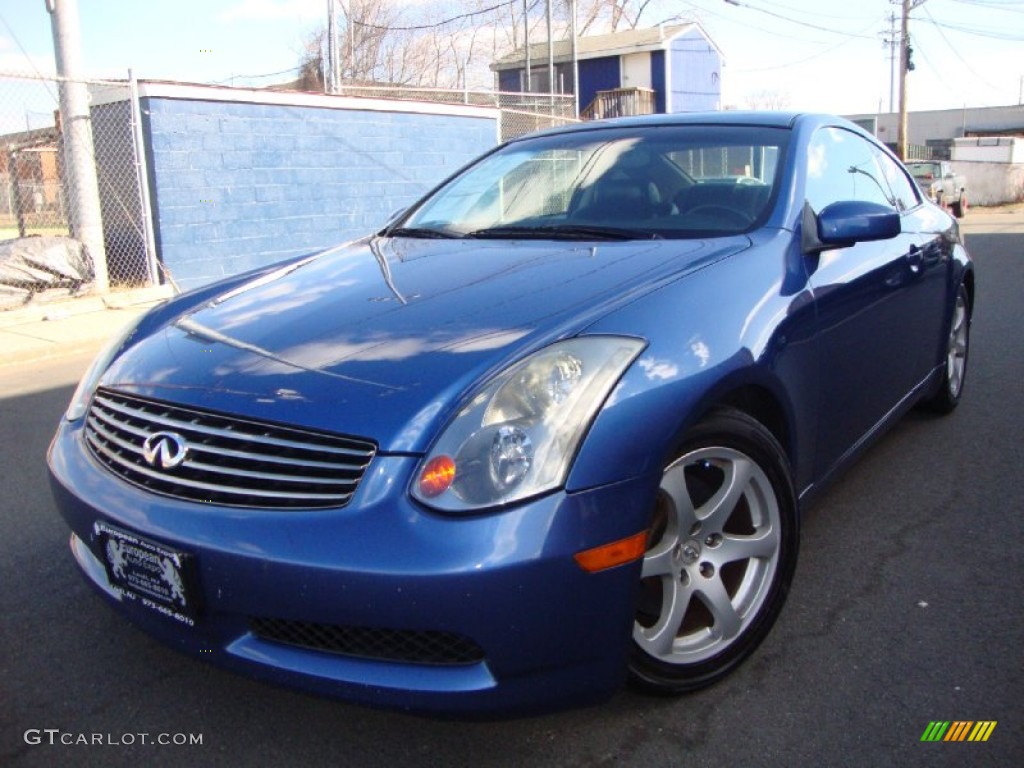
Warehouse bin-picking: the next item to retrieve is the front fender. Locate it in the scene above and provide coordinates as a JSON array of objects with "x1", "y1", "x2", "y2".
[{"x1": 568, "y1": 231, "x2": 816, "y2": 495}]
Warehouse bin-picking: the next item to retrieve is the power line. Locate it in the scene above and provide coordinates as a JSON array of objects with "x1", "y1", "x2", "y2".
[
  {"x1": 351, "y1": 0, "x2": 523, "y2": 33},
  {"x1": 741, "y1": 0, "x2": 879, "y2": 22},
  {"x1": 683, "y1": 0, "x2": 867, "y2": 45},
  {"x1": 949, "y1": 0, "x2": 1024, "y2": 9},
  {"x1": 912, "y1": 15, "x2": 1024, "y2": 40},
  {"x1": 729, "y1": 28, "x2": 869, "y2": 72},
  {"x1": 208, "y1": 66, "x2": 303, "y2": 86},
  {"x1": 0, "y1": 9, "x2": 59, "y2": 102},
  {"x1": 917, "y1": 4, "x2": 1008, "y2": 97},
  {"x1": 720, "y1": 0, "x2": 880, "y2": 40}
]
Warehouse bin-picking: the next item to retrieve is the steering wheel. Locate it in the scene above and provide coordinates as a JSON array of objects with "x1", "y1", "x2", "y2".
[{"x1": 686, "y1": 205, "x2": 754, "y2": 228}]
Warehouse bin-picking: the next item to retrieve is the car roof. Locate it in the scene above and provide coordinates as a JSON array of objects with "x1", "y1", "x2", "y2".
[{"x1": 510, "y1": 111, "x2": 856, "y2": 142}]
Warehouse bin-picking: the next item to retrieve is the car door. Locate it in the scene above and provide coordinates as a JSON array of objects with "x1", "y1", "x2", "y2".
[
  {"x1": 871, "y1": 144, "x2": 952, "y2": 384},
  {"x1": 803, "y1": 126, "x2": 944, "y2": 477}
]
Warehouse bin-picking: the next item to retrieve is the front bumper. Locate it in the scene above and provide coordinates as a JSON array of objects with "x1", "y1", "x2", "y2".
[{"x1": 48, "y1": 418, "x2": 655, "y2": 716}]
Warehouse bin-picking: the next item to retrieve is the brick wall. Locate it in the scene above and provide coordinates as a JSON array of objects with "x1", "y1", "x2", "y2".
[{"x1": 138, "y1": 83, "x2": 499, "y2": 291}]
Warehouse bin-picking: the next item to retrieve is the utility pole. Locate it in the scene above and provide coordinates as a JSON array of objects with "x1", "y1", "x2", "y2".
[
  {"x1": 570, "y1": 0, "x2": 578, "y2": 117},
  {"x1": 881, "y1": 5, "x2": 898, "y2": 113},
  {"x1": 523, "y1": 0, "x2": 531, "y2": 93},
  {"x1": 339, "y1": 0, "x2": 355, "y2": 85},
  {"x1": 327, "y1": 0, "x2": 338, "y2": 93},
  {"x1": 546, "y1": 0, "x2": 554, "y2": 106},
  {"x1": 46, "y1": 0, "x2": 108, "y2": 293},
  {"x1": 897, "y1": 0, "x2": 926, "y2": 161}
]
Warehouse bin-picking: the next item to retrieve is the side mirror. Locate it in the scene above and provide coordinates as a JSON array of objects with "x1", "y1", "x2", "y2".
[{"x1": 802, "y1": 201, "x2": 900, "y2": 253}]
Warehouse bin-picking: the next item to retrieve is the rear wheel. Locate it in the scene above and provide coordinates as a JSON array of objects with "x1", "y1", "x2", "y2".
[
  {"x1": 924, "y1": 283, "x2": 970, "y2": 413},
  {"x1": 629, "y1": 409, "x2": 799, "y2": 693},
  {"x1": 951, "y1": 193, "x2": 967, "y2": 219}
]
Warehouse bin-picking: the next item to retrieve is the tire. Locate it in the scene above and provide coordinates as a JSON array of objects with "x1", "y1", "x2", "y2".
[
  {"x1": 629, "y1": 408, "x2": 799, "y2": 693},
  {"x1": 923, "y1": 283, "x2": 970, "y2": 413},
  {"x1": 951, "y1": 193, "x2": 967, "y2": 219}
]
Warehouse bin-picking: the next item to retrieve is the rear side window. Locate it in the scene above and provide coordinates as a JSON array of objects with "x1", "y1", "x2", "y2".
[{"x1": 873, "y1": 150, "x2": 921, "y2": 211}]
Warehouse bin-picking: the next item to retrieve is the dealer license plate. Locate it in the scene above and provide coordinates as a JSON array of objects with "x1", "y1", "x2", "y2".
[{"x1": 94, "y1": 522, "x2": 198, "y2": 626}]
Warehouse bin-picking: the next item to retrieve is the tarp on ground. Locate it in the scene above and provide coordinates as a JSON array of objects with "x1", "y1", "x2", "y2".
[{"x1": 0, "y1": 236, "x2": 93, "y2": 310}]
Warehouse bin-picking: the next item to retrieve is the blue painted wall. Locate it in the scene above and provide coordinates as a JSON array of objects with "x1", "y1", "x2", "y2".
[
  {"x1": 650, "y1": 50, "x2": 667, "y2": 114},
  {"x1": 577, "y1": 56, "x2": 621, "y2": 115},
  {"x1": 141, "y1": 93, "x2": 497, "y2": 291},
  {"x1": 498, "y1": 69, "x2": 520, "y2": 93},
  {"x1": 669, "y1": 29, "x2": 721, "y2": 112}
]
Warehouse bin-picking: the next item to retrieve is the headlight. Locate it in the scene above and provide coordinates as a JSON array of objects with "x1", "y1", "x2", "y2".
[
  {"x1": 65, "y1": 317, "x2": 142, "y2": 421},
  {"x1": 412, "y1": 336, "x2": 645, "y2": 512}
]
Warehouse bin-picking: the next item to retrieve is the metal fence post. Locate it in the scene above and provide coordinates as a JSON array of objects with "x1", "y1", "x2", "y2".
[
  {"x1": 128, "y1": 70, "x2": 158, "y2": 286},
  {"x1": 47, "y1": 0, "x2": 109, "y2": 292},
  {"x1": 7, "y1": 149, "x2": 26, "y2": 238}
]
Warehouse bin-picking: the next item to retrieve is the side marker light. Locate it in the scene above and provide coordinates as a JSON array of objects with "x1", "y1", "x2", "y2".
[{"x1": 574, "y1": 531, "x2": 648, "y2": 573}]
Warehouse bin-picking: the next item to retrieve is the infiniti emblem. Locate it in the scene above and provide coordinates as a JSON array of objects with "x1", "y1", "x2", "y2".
[{"x1": 141, "y1": 431, "x2": 189, "y2": 470}]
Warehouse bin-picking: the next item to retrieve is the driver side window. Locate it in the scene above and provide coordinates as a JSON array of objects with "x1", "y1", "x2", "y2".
[{"x1": 806, "y1": 127, "x2": 895, "y2": 213}]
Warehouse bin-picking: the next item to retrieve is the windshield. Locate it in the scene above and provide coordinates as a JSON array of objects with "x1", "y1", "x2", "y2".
[
  {"x1": 392, "y1": 125, "x2": 790, "y2": 240},
  {"x1": 906, "y1": 162, "x2": 941, "y2": 179}
]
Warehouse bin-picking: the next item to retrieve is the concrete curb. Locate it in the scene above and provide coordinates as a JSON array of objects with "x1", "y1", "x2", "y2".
[{"x1": 0, "y1": 285, "x2": 176, "y2": 368}]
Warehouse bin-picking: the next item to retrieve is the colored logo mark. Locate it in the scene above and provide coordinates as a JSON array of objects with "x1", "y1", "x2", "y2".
[{"x1": 921, "y1": 721, "x2": 997, "y2": 742}]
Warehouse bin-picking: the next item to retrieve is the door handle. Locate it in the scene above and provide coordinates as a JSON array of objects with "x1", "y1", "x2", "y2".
[{"x1": 906, "y1": 245, "x2": 923, "y2": 273}]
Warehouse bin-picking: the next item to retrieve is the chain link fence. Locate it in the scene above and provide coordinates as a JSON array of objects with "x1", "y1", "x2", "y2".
[
  {"x1": 1, "y1": 71, "x2": 157, "y2": 310},
  {"x1": 1, "y1": 76, "x2": 65, "y2": 242},
  {"x1": 334, "y1": 83, "x2": 578, "y2": 141},
  {"x1": 904, "y1": 143, "x2": 937, "y2": 161}
]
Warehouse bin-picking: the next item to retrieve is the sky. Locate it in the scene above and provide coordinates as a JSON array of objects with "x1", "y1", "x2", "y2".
[{"x1": 0, "y1": 0, "x2": 1021, "y2": 132}]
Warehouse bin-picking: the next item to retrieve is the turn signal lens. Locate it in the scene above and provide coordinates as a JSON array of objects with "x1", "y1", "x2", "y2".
[
  {"x1": 418, "y1": 455, "x2": 456, "y2": 498},
  {"x1": 574, "y1": 531, "x2": 648, "y2": 573}
]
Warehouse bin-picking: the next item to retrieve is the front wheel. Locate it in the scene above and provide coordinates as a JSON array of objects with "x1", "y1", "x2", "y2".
[{"x1": 629, "y1": 409, "x2": 799, "y2": 693}]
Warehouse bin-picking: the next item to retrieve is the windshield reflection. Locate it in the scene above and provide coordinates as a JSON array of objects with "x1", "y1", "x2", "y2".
[{"x1": 395, "y1": 125, "x2": 789, "y2": 240}]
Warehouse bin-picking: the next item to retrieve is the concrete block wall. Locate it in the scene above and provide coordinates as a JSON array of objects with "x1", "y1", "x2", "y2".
[
  {"x1": 847, "y1": 104, "x2": 1024, "y2": 145},
  {"x1": 138, "y1": 83, "x2": 499, "y2": 291},
  {"x1": 948, "y1": 160, "x2": 1024, "y2": 206}
]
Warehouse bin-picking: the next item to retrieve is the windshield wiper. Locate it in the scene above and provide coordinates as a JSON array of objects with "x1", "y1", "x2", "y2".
[
  {"x1": 466, "y1": 224, "x2": 661, "y2": 241},
  {"x1": 386, "y1": 226, "x2": 460, "y2": 239}
]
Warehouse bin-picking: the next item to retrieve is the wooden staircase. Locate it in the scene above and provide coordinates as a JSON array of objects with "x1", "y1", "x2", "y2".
[{"x1": 580, "y1": 87, "x2": 656, "y2": 121}]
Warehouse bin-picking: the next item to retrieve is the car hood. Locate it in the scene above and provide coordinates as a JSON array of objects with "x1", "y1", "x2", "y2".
[{"x1": 102, "y1": 236, "x2": 743, "y2": 452}]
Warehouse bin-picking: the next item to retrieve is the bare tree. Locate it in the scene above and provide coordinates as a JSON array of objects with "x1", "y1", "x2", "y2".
[
  {"x1": 745, "y1": 89, "x2": 791, "y2": 111},
  {"x1": 576, "y1": 0, "x2": 657, "y2": 35},
  {"x1": 296, "y1": 28, "x2": 327, "y2": 92}
]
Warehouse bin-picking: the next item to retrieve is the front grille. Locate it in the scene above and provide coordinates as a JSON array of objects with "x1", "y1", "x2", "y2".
[
  {"x1": 250, "y1": 617, "x2": 486, "y2": 666},
  {"x1": 85, "y1": 388, "x2": 377, "y2": 509}
]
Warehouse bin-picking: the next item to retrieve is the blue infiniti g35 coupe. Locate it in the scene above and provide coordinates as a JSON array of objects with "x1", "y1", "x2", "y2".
[{"x1": 48, "y1": 112, "x2": 973, "y2": 716}]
